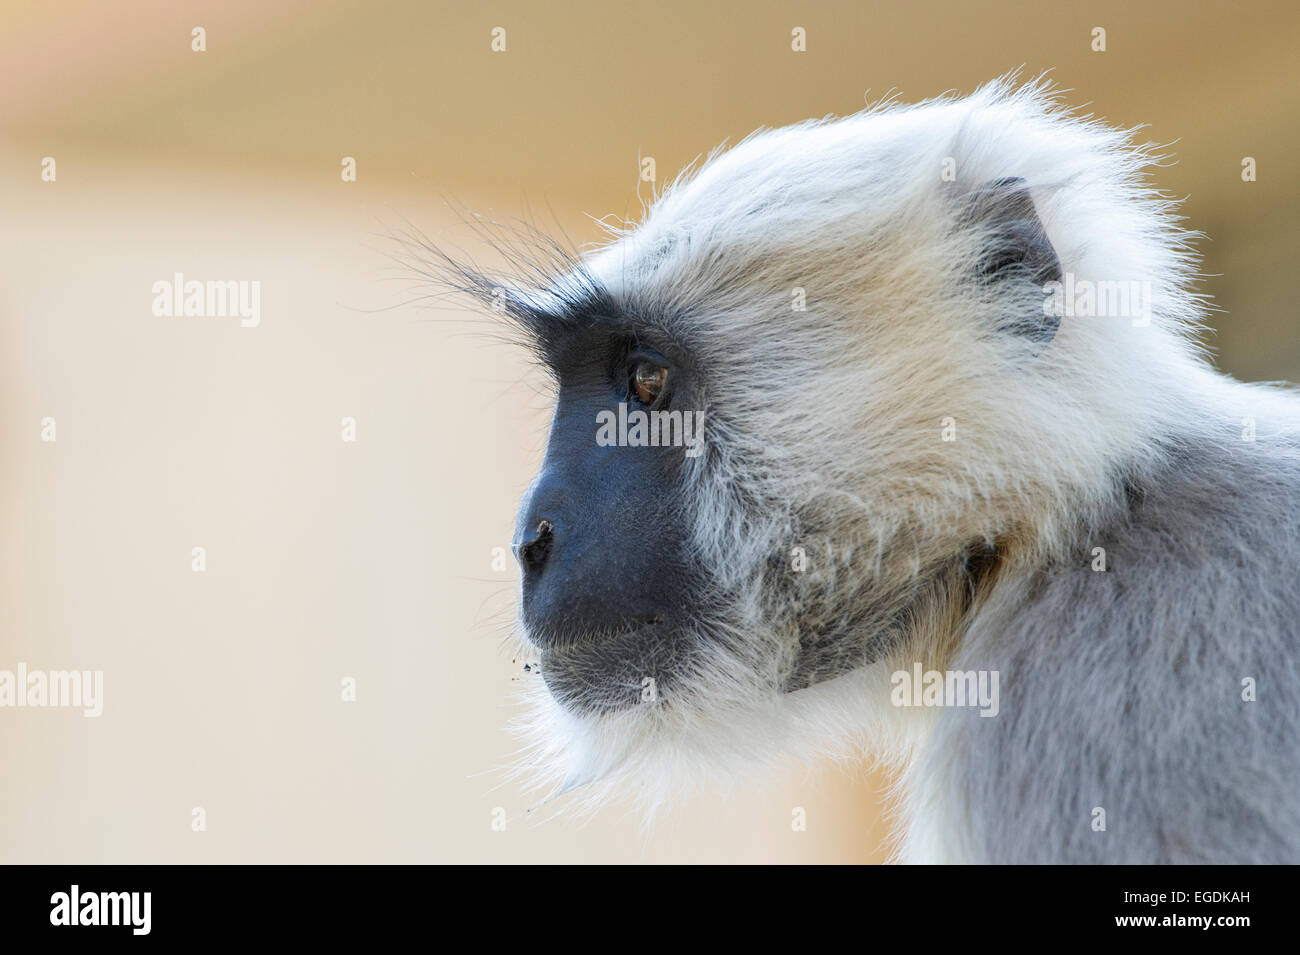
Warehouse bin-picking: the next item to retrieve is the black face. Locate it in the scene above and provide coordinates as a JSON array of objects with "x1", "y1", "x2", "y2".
[{"x1": 512, "y1": 320, "x2": 708, "y2": 714}]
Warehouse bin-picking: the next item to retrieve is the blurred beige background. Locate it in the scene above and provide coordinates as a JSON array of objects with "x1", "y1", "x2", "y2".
[{"x1": 1, "y1": 0, "x2": 1296, "y2": 863}]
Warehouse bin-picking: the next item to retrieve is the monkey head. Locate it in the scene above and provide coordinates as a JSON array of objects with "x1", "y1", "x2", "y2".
[{"x1": 426, "y1": 78, "x2": 1195, "y2": 802}]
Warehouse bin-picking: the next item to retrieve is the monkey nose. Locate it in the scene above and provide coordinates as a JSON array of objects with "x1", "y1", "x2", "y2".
[{"x1": 514, "y1": 519, "x2": 555, "y2": 573}]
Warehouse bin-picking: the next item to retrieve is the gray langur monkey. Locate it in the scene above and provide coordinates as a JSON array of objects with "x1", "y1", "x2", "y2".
[{"x1": 415, "y1": 77, "x2": 1300, "y2": 863}]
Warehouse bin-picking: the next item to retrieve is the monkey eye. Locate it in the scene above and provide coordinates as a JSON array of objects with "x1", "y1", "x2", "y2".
[{"x1": 630, "y1": 360, "x2": 668, "y2": 405}]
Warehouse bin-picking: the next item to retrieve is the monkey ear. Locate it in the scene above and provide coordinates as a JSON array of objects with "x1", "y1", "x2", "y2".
[{"x1": 963, "y1": 176, "x2": 1062, "y2": 344}]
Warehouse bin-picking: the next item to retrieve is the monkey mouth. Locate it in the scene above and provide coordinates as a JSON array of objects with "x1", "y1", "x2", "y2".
[
  {"x1": 532, "y1": 617, "x2": 687, "y2": 715},
  {"x1": 522, "y1": 614, "x2": 666, "y2": 653}
]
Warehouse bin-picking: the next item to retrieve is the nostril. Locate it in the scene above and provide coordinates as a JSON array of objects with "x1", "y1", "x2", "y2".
[{"x1": 516, "y1": 519, "x2": 554, "y2": 572}]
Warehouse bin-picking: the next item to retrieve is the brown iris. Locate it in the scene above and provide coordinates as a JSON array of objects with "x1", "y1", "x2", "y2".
[{"x1": 632, "y1": 361, "x2": 668, "y2": 405}]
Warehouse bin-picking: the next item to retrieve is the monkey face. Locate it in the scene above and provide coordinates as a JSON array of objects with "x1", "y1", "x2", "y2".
[
  {"x1": 495, "y1": 173, "x2": 1066, "y2": 724},
  {"x1": 511, "y1": 319, "x2": 718, "y2": 714}
]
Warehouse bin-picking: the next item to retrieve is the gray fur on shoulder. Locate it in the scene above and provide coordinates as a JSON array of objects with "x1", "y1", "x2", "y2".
[{"x1": 912, "y1": 430, "x2": 1300, "y2": 863}]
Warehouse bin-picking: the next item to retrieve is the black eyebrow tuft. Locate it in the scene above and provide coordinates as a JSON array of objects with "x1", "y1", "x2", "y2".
[{"x1": 381, "y1": 203, "x2": 633, "y2": 370}]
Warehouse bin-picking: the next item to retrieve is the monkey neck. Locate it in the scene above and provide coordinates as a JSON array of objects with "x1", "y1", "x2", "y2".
[
  {"x1": 783, "y1": 534, "x2": 1021, "y2": 693},
  {"x1": 894, "y1": 535, "x2": 1021, "y2": 676}
]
